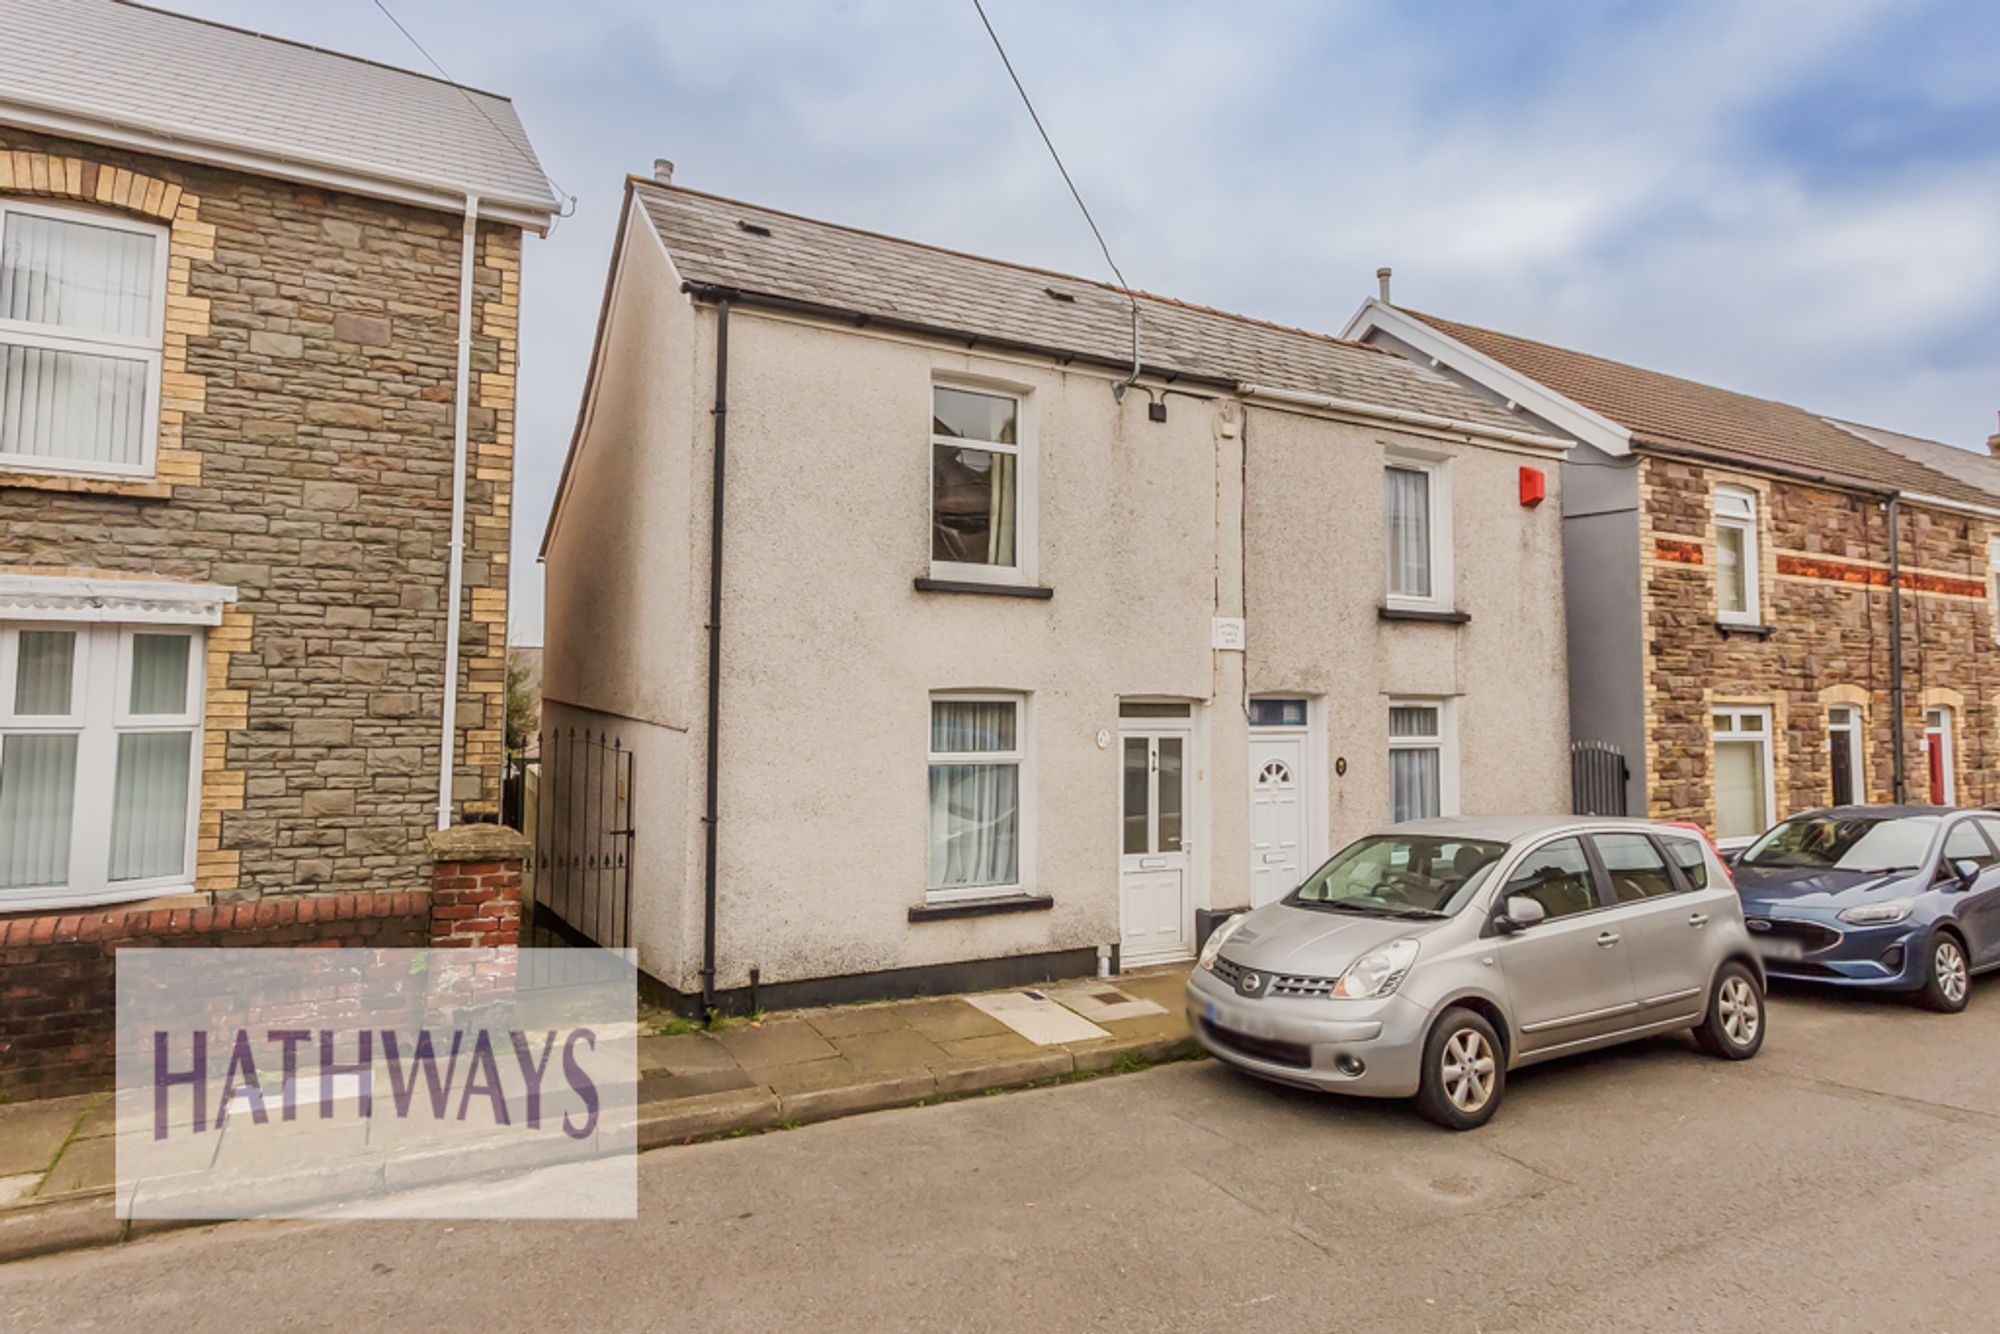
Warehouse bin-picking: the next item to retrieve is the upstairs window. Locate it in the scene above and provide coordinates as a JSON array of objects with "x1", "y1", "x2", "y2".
[
  {"x1": 1385, "y1": 459, "x2": 1452, "y2": 611},
  {"x1": 0, "y1": 202, "x2": 167, "y2": 477},
  {"x1": 931, "y1": 384, "x2": 1033, "y2": 584},
  {"x1": 1713, "y1": 486, "x2": 1760, "y2": 624}
]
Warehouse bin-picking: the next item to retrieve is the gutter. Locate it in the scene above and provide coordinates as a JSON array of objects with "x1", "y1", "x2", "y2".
[
  {"x1": 436, "y1": 193, "x2": 479, "y2": 829},
  {"x1": 1237, "y1": 383, "x2": 1572, "y2": 454},
  {"x1": 700, "y1": 298, "x2": 732, "y2": 1009},
  {"x1": 0, "y1": 98, "x2": 558, "y2": 233}
]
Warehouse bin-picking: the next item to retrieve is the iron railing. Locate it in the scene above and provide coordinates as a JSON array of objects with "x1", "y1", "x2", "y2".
[
  {"x1": 1571, "y1": 739, "x2": 1629, "y2": 817},
  {"x1": 505, "y1": 728, "x2": 634, "y2": 950}
]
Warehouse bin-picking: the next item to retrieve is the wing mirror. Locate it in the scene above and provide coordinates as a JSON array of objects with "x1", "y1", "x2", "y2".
[
  {"x1": 1952, "y1": 858, "x2": 1982, "y2": 889},
  {"x1": 1495, "y1": 895, "x2": 1547, "y2": 934}
]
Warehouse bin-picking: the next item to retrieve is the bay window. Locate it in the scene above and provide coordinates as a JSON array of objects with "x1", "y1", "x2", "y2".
[
  {"x1": 0, "y1": 201, "x2": 167, "y2": 477},
  {"x1": 1385, "y1": 458, "x2": 1452, "y2": 612},
  {"x1": 931, "y1": 384, "x2": 1033, "y2": 584},
  {"x1": 1714, "y1": 486, "x2": 1760, "y2": 624},
  {"x1": 1712, "y1": 706, "x2": 1774, "y2": 845},
  {"x1": 0, "y1": 621, "x2": 203, "y2": 909},
  {"x1": 927, "y1": 695, "x2": 1027, "y2": 900}
]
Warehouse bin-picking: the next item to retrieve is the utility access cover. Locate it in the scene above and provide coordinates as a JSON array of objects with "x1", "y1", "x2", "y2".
[{"x1": 964, "y1": 990, "x2": 1109, "y2": 1045}]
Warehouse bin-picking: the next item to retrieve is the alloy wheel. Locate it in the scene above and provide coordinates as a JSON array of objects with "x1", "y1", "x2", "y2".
[
  {"x1": 1717, "y1": 975, "x2": 1759, "y2": 1047},
  {"x1": 1936, "y1": 941, "x2": 1969, "y2": 1006},
  {"x1": 1441, "y1": 1029, "x2": 1496, "y2": 1113}
]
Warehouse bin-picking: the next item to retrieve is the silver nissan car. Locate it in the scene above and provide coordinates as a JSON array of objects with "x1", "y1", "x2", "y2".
[{"x1": 1187, "y1": 815, "x2": 1766, "y2": 1129}]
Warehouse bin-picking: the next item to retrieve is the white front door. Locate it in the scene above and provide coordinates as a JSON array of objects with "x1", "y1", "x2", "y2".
[
  {"x1": 1250, "y1": 733, "x2": 1306, "y2": 906},
  {"x1": 1120, "y1": 726, "x2": 1193, "y2": 964}
]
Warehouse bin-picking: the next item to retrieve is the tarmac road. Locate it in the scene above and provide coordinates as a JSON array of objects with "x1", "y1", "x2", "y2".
[{"x1": 4, "y1": 981, "x2": 1999, "y2": 1332}]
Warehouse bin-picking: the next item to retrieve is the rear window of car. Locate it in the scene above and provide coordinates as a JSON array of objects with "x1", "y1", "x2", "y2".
[{"x1": 1660, "y1": 836, "x2": 1708, "y2": 890}]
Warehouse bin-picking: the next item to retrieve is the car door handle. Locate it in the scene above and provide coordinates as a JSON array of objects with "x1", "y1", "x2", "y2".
[
  {"x1": 1688, "y1": 913, "x2": 1710, "y2": 928},
  {"x1": 1596, "y1": 931, "x2": 1621, "y2": 947}
]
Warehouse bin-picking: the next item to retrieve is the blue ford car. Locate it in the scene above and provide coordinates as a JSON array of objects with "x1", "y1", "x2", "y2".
[{"x1": 1730, "y1": 806, "x2": 2000, "y2": 1012}]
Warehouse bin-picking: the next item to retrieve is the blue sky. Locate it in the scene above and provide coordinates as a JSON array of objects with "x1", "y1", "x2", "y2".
[{"x1": 154, "y1": 0, "x2": 2000, "y2": 640}]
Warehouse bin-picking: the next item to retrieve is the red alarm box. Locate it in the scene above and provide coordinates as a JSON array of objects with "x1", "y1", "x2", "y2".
[{"x1": 1519, "y1": 466, "x2": 1546, "y2": 507}]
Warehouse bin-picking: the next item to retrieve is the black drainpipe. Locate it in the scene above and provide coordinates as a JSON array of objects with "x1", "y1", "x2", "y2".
[
  {"x1": 700, "y1": 298, "x2": 730, "y2": 1012},
  {"x1": 1887, "y1": 493, "x2": 1907, "y2": 803}
]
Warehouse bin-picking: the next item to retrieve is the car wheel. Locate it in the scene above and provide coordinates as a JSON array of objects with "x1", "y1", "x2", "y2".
[
  {"x1": 1693, "y1": 962, "x2": 1764, "y2": 1060},
  {"x1": 1415, "y1": 1008, "x2": 1505, "y2": 1131},
  {"x1": 1918, "y1": 933, "x2": 1971, "y2": 1013}
]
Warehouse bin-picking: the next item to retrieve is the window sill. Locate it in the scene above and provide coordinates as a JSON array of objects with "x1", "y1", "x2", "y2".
[
  {"x1": 1378, "y1": 606, "x2": 1470, "y2": 625},
  {"x1": 914, "y1": 577, "x2": 1054, "y2": 600},
  {"x1": 0, "y1": 468, "x2": 171, "y2": 499},
  {"x1": 1715, "y1": 621, "x2": 1775, "y2": 639},
  {"x1": 908, "y1": 892, "x2": 1054, "y2": 923}
]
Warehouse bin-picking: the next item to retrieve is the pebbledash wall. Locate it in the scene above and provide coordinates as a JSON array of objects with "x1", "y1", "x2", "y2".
[
  {"x1": 1638, "y1": 452, "x2": 2000, "y2": 823},
  {"x1": 0, "y1": 128, "x2": 521, "y2": 898}
]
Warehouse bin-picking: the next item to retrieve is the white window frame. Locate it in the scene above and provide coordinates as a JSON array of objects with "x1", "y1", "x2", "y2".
[
  {"x1": 1713, "y1": 486, "x2": 1761, "y2": 626},
  {"x1": 925, "y1": 691, "x2": 1034, "y2": 903},
  {"x1": 1825, "y1": 703, "x2": 1865, "y2": 807},
  {"x1": 1925, "y1": 706, "x2": 1957, "y2": 806},
  {"x1": 1383, "y1": 455, "x2": 1453, "y2": 613},
  {"x1": 0, "y1": 622, "x2": 205, "y2": 911},
  {"x1": 0, "y1": 199, "x2": 169, "y2": 480},
  {"x1": 1711, "y1": 704, "x2": 1776, "y2": 848},
  {"x1": 1387, "y1": 697, "x2": 1459, "y2": 821},
  {"x1": 928, "y1": 379, "x2": 1037, "y2": 587}
]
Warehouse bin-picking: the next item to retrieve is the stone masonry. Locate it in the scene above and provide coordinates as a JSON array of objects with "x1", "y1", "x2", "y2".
[
  {"x1": 0, "y1": 128, "x2": 521, "y2": 902},
  {"x1": 1639, "y1": 452, "x2": 2000, "y2": 826}
]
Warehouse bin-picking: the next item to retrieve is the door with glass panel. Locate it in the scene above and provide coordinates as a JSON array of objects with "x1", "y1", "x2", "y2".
[
  {"x1": 1249, "y1": 698, "x2": 1310, "y2": 908},
  {"x1": 1119, "y1": 703, "x2": 1193, "y2": 965}
]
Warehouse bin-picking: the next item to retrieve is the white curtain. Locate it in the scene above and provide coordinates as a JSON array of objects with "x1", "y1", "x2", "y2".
[
  {"x1": 0, "y1": 733, "x2": 76, "y2": 889},
  {"x1": 13, "y1": 630, "x2": 75, "y2": 715},
  {"x1": 1714, "y1": 740, "x2": 1766, "y2": 841},
  {"x1": 109, "y1": 732, "x2": 191, "y2": 882},
  {"x1": 1390, "y1": 747, "x2": 1440, "y2": 823},
  {"x1": 129, "y1": 634, "x2": 189, "y2": 714},
  {"x1": 1716, "y1": 524, "x2": 1748, "y2": 614},
  {"x1": 0, "y1": 211, "x2": 156, "y2": 467},
  {"x1": 1385, "y1": 467, "x2": 1432, "y2": 598},
  {"x1": 927, "y1": 763, "x2": 1019, "y2": 891},
  {"x1": 931, "y1": 700, "x2": 1015, "y2": 753}
]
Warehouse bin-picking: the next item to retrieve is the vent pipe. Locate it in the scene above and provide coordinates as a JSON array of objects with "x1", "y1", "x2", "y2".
[
  {"x1": 1376, "y1": 267, "x2": 1393, "y2": 304},
  {"x1": 1987, "y1": 410, "x2": 2000, "y2": 458},
  {"x1": 654, "y1": 158, "x2": 675, "y2": 185}
]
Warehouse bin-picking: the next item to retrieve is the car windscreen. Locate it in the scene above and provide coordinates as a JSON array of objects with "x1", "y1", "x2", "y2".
[
  {"x1": 1287, "y1": 835, "x2": 1507, "y2": 918},
  {"x1": 1739, "y1": 815, "x2": 1939, "y2": 873}
]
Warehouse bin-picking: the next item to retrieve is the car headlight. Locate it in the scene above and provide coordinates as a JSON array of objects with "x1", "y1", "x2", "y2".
[
  {"x1": 1838, "y1": 900, "x2": 1914, "y2": 926},
  {"x1": 1198, "y1": 913, "x2": 1248, "y2": 970},
  {"x1": 1331, "y1": 938, "x2": 1421, "y2": 999}
]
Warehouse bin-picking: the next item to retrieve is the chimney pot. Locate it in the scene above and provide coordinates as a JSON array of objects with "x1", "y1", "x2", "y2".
[
  {"x1": 653, "y1": 158, "x2": 675, "y2": 185},
  {"x1": 1376, "y1": 267, "x2": 1393, "y2": 304},
  {"x1": 1989, "y1": 411, "x2": 2000, "y2": 459}
]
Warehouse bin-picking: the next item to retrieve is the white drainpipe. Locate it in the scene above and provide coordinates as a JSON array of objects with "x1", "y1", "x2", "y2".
[{"x1": 436, "y1": 192, "x2": 480, "y2": 829}]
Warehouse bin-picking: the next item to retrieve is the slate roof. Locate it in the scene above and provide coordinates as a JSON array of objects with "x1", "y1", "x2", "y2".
[
  {"x1": 0, "y1": 0, "x2": 556, "y2": 218},
  {"x1": 634, "y1": 180, "x2": 1537, "y2": 436},
  {"x1": 1399, "y1": 308, "x2": 1996, "y2": 507},
  {"x1": 1831, "y1": 420, "x2": 2000, "y2": 505}
]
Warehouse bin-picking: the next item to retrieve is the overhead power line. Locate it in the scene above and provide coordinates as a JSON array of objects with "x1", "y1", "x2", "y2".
[{"x1": 970, "y1": 0, "x2": 1143, "y2": 397}]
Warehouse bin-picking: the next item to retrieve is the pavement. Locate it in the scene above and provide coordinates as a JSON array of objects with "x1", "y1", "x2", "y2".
[
  {"x1": 5, "y1": 979, "x2": 2000, "y2": 1331},
  {"x1": 0, "y1": 965, "x2": 1194, "y2": 1264}
]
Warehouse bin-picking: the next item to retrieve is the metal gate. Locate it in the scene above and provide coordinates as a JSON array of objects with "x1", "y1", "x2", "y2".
[
  {"x1": 1570, "y1": 739, "x2": 1629, "y2": 817},
  {"x1": 504, "y1": 728, "x2": 634, "y2": 949}
]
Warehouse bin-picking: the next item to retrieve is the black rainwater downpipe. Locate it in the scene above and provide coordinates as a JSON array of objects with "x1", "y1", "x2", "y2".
[
  {"x1": 1887, "y1": 493, "x2": 1907, "y2": 803},
  {"x1": 700, "y1": 298, "x2": 731, "y2": 1014}
]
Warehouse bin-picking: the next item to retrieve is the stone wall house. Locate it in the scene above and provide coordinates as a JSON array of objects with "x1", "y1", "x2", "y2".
[
  {"x1": 0, "y1": 4, "x2": 556, "y2": 931},
  {"x1": 541, "y1": 169, "x2": 1575, "y2": 1012},
  {"x1": 1347, "y1": 299, "x2": 2000, "y2": 844}
]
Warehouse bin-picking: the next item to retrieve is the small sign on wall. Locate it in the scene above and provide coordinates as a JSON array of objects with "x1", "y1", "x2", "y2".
[{"x1": 1211, "y1": 617, "x2": 1246, "y2": 652}]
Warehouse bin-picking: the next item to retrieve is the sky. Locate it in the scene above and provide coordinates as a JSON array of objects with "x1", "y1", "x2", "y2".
[{"x1": 151, "y1": 0, "x2": 2000, "y2": 643}]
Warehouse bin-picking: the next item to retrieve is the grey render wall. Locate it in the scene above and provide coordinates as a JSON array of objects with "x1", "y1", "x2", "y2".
[{"x1": 1560, "y1": 446, "x2": 1646, "y2": 813}]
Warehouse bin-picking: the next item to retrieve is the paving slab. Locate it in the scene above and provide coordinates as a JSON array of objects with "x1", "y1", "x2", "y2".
[
  {"x1": 0, "y1": 1096, "x2": 91, "y2": 1177},
  {"x1": 639, "y1": 1066, "x2": 756, "y2": 1101},
  {"x1": 39, "y1": 1135, "x2": 117, "y2": 1198},
  {"x1": 938, "y1": 1031, "x2": 1044, "y2": 1060},
  {"x1": 899, "y1": 998, "x2": 1012, "y2": 1043},
  {"x1": 761, "y1": 1056, "x2": 865, "y2": 1098},
  {"x1": 802, "y1": 1005, "x2": 911, "y2": 1039},
  {"x1": 829, "y1": 1027, "x2": 951, "y2": 1075},
  {"x1": 713, "y1": 1019, "x2": 838, "y2": 1070},
  {"x1": 636, "y1": 1031, "x2": 742, "y2": 1075}
]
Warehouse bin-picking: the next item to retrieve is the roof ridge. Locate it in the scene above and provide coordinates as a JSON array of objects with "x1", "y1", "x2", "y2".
[
  {"x1": 635, "y1": 177, "x2": 1387, "y2": 360},
  {"x1": 110, "y1": 0, "x2": 516, "y2": 103}
]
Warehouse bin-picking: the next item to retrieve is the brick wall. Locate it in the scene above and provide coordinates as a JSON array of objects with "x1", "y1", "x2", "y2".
[
  {"x1": 0, "y1": 892, "x2": 432, "y2": 1101},
  {"x1": 1639, "y1": 452, "x2": 2000, "y2": 827},
  {"x1": 0, "y1": 129, "x2": 521, "y2": 902}
]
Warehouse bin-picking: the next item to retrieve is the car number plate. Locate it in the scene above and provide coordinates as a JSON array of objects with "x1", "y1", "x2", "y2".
[{"x1": 1755, "y1": 938, "x2": 1804, "y2": 961}]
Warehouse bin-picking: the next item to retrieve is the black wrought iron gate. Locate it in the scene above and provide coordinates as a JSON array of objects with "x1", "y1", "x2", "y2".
[
  {"x1": 1570, "y1": 739, "x2": 1629, "y2": 817},
  {"x1": 504, "y1": 728, "x2": 634, "y2": 949}
]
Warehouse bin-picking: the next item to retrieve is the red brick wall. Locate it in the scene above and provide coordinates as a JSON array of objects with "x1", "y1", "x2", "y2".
[{"x1": 0, "y1": 893, "x2": 430, "y2": 1101}]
